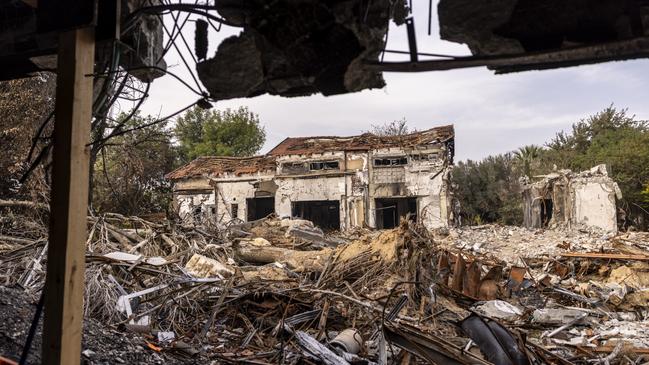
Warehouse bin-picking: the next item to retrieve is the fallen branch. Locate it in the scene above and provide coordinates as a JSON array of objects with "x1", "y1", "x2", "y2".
[
  {"x1": 234, "y1": 240, "x2": 332, "y2": 272},
  {"x1": 0, "y1": 199, "x2": 48, "y2": 210},
  {"x1": 0, "y1": 235, "x2": 38, "y2": 245}
]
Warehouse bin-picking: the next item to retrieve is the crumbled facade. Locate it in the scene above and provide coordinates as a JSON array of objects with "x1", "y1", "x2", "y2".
[
  {"x1": 166, "y1": 126, "x2": 455, "y2": 231},
  {"x1": 521, "y1": 165, "x2": 622, "y2": 233}
]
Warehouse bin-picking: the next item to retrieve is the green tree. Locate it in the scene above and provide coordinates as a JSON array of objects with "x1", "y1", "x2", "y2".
[
  {"x1": 0, "y1": 74, "x2": 56, "y2": 199},
  {"x1": 512, "y1": 145, "x2": 542, "y2": 178},
  {"x1": 92, "y1": 113, "x2": 178, "y2": 215},
  {"x1": 175, "y1": 106, "x2": 266, "y2": 163},
  {"x1": 451, "y1": 153, "x2": 523, "y2": 225}
]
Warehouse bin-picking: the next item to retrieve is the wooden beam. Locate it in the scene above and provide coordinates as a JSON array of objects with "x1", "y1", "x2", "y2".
[
  {"x1": 560, "y1": 252, "x2": 649, "y2": 261},
  {"x1": 41, "y1": 27, "x2": 95, "y2": 365}
]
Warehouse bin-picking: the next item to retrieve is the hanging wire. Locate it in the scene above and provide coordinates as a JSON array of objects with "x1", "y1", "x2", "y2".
[
  {"x1": 89, "y1": 100, "x2": 200, "y2": 146},
  {"x1": 157, "y1": 14, "x2": 205, "y2": 94},
  {"x1": 90, "y1": 66, "x2": 206, "y2": 98},
  {"x1": 428, "y1": 0, "x2": 433, "y2": 35}
]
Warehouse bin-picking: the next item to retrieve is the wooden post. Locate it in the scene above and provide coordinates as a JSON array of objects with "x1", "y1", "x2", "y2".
[{"x1": 42, "y1": 27, "x2": 95, "y2": 365}]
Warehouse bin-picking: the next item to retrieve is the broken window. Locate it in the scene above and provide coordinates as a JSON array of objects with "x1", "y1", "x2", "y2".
[
  {"x1": 309, "y1": 161, "x2": 339, "y2": 171},
  {"x1": 282, "y1": 162, "x2": 308, "y2": 174},
  {"x1": 193, "y1": 206, "x2": 202, "y2": 222},
  {"x1": 411, "y1": 152, "x2": 440, "y2": 161},
  {"x1": 247, "y1": 197, "x2": 275, "y2": 221},
  {"x1": 292, "y1": 200, "x2": 340, "y2": 230},
  {"x1": 374, "y1": 156, "x2": 408, "y2": 166},
  {"x1": 231, "y1": 203, "x2": 238, "y2": 219},
  {"x1": 375, "y1": 198, "x2": 417, "y2": 229},
  {"x1": 205, "y1": 204, "x2": 216, "y2": 218}
]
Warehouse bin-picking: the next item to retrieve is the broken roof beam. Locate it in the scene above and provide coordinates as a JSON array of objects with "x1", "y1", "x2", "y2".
[{"x1": 366, "y1": 36, "x2": 649, "y2": 73}]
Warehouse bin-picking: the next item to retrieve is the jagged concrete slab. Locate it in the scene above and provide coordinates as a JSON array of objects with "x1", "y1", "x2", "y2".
[{"x1": 198, "y1": 0, "x2": 406, "y2": 101}]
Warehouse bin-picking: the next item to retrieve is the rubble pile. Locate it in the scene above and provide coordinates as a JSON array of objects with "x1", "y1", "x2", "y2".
[
  {"x1": 2, "y1": 210, "x2": 649, "y2": 364},
  {"x1": 438, "y1": 224, "x2": 619, "y2": 262}
]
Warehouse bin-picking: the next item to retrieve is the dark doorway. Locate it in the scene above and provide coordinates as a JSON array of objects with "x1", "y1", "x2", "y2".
[
  {"x1": 375, "y1": 197, "x2": 417, "y2": 229},
  {"x1": 291, "y1": 200, "x2": 340, "y2": 230},
  {"x1": 540, "y1": 198, "x2": 553, "y2": 227},
  {"x1": 247, "y1": 197, "x2": 275, "y2": 221}
]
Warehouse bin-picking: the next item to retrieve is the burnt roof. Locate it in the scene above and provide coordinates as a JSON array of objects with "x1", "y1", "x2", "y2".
[
  {"x1": 267, "y1": 125, "x2": 454, "y2": 156},
  {"x1": 165, "y1": 155, "x2": 277, "y2": 180},
  {"x1": 167, "y1": 125, "x2": 454, "y2": 180}
]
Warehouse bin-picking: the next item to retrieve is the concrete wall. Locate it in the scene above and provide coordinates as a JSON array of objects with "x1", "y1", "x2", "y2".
[
  {"x1": 275, "y1": 175, "x2": 347, "y2": 228},
  {"x1": 175, "y1": 192, "x2": 215, "y2": 223},
  {"x1": 572, "y1": 179, "x2": 618, "y2": 233},
  {"x1": 214, "y1": 179, "x2": 259, "y2": 224},
  {"x1": 521, "y1": 167, "x2": 620, "y2": 233},
  {"x1": 174, "y1": 178, "x2": 211, "y2": 191},
  {"x1": 172, "y1": 145, "x2": 452, "y2": 231}
]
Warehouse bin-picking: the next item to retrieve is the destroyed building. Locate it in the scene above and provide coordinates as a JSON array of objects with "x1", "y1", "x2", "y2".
[
  {"x1": 165, "y1": 125, "x2": 455, "y2": 230},
  {"x1": 522, "y1": 164, "x2": 622, "y2": 233}
]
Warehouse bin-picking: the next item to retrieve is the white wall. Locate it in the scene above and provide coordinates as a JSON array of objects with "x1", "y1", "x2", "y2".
[
  {"x1": 275, "y1": 175, "x2": 346, "y2": 227},
  {"x1": 176, "y1": 192, "x2": 215, "y2": 223},
  {"x1": 172, "y1": 145, "x2": 451, "y2": 230},
  {"x1": 214, "y1": 180, "x2": 259, "y2": 224},
  {"x1": 572, "y1": 180, "x2": 618, "y2": 233}
]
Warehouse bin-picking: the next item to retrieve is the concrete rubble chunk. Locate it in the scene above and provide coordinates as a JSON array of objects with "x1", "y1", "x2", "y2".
[
  {"x1": 103, "y1": 251, "x2": 168, "y2": 266},
  {"x1": 184, "y1": 253, "x2": 234, "y2": 278},
  {"x1": 532, "y1": 308, "x2": 589, "y2": 325},
  {"x1": 472, "y1": 300, "x2": 523, "y2": 321},
  {"x1": 197, "y1": 0, "x2": 408, "y2": 100}
]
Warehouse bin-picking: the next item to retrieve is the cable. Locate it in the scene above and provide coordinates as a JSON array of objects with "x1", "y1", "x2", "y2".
[
  {"x1": 124, "y1": 4, "x2": 238, "y2": 29},
  {"x1": 382, "y1": 49, "x2": 459, "y2": 58},
  {"x1": 89, "y1": 100, "x2": 199, "y2": 147},
  {"x1": 90, "y1": 65, "x2": 206, "y2": 98},
  {"x1": 157, "y1": 13, "x2": 205, "y2": 94},
  {"x1": 428, "y1": 0, "x2": 433, "y2": 35},
  {"x1": 26, "y1": 110, "x2": 54, "y2": 163},
  {"x1": 19, "y1": 290, "x2": 45, "y2": 365},
  {"x1": 168, "y1": 8, "x2": 199, "y2": 64},
  {"x1": 101, "y1": 81, "x2": 151, "y2": 142},
  {"x1": 157, "y1": 7, "x2": 194, "y2": 64}
]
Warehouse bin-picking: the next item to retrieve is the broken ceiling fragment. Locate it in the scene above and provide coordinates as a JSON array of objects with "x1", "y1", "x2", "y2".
[
  {"x1": 438, "y1": 0, "x2": 649, "y2": 72},
  {"x1": 197, "y1": 0, "x2": 407, "y2": 100}
]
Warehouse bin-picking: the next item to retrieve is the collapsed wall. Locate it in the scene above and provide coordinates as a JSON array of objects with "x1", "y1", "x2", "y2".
[{"x1": 522, "y1": 164, "x2": 622, "y2": 233}]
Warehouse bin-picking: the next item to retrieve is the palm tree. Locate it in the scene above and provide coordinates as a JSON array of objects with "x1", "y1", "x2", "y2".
[{"x1": 513, "y1": 145, "x2": 542, "y2": 178}]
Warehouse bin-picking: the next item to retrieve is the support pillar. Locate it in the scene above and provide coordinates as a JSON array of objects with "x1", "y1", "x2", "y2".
[{"x1": 42, "y1": 27, "x2": 95, "y2": 365}]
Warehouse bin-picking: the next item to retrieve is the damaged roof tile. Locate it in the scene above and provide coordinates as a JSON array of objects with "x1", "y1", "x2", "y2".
[
  {"x1": 164, "y1": 155, "x2": 277, "y2": 180},
  {"x1": 268, "y1": 125, "x2": 455, "y2": 156},
  {"x1": 166, "y1": 125, "x2": 454, "y2": 180}
]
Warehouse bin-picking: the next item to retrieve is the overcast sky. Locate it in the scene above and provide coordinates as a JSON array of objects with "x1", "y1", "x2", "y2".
[{"x1": 137, "y1": 4, "x2": 649, "y2": 162}]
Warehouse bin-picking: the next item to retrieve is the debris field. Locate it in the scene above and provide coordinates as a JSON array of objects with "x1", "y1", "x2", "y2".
[{"x1": 2, "y1": 208, "x2": 649, "y2": 364}]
